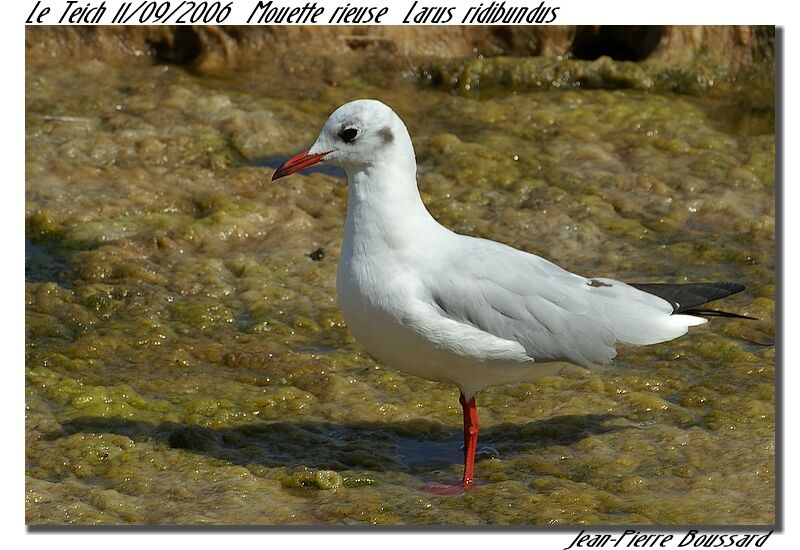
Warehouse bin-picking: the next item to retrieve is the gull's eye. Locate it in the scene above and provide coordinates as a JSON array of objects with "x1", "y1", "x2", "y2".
[{"x1": 339, "y1": 127, "x2": 358, "y2": 143}]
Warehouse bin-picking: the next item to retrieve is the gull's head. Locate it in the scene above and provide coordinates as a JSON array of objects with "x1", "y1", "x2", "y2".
[{"x1": 272, "y1": 99, "x2": 412, "y2": 181}]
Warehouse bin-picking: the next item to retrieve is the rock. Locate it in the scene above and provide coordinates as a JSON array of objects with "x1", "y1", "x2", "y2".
[{"x1": 26, "y1": 26, "x2": 773, "y2": 71}]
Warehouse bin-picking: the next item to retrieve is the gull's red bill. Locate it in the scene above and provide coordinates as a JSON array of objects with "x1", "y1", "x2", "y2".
[{"x1": 271, "y1": 150, "x2": 329, "y2": 181}]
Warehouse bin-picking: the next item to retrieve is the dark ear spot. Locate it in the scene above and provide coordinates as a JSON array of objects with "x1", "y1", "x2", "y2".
[
  {"x1": 378, "y1": 127, "x2": 394, "y2": 144},
  {"x1": 588, "y1": 279, "x2": 613, "y2": 288}
]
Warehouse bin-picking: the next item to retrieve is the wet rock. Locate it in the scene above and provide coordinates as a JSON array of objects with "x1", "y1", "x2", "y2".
[
  {"x1": 26, "y1": 26, "x2": 773, "y2": 72},
  {"x1": 165, "y1": 425, "x2": 221, "y2": 452}
]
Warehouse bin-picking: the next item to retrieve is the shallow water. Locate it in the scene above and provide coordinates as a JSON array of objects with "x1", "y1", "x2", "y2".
[{"x1": 25, "y1": 51, "x2": 775, "y2": 525}]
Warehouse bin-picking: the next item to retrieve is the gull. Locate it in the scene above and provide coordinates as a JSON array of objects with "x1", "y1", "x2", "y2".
[{"x1": 271, "y1": 99, "x2": 749, "y2": 495}]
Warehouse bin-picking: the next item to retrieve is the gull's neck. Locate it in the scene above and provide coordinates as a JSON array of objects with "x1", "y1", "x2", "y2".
[{"x1": 343, "y1": 157, "x2": 443, "y2": 254}]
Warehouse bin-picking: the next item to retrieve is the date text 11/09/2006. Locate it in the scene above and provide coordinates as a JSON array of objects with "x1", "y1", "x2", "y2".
[{"x1": 564, "y1": 530, "x2": 774, "y2": 550}]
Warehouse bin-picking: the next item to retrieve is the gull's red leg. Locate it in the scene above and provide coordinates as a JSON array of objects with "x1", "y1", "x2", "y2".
[
  {"x1": 424, "y1": 392, "x2": 480, "y2": 495},
  {"x1": 460, "y1": 393, "x2": 479, "y2": 490}
]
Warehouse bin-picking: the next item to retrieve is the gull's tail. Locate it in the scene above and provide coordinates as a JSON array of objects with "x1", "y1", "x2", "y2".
[{"x1": 630, "y1": 282, "x2": 756, "y2": 320}]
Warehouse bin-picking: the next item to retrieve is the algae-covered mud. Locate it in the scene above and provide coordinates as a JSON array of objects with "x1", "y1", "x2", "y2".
[{"x1": 26, "y1": 29, "x2": 775, "y2": 525}]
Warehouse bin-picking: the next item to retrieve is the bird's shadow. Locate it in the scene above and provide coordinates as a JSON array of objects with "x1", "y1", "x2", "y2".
[{"x1": 59, "y1": 413, "x2": 632, "y2": 477}]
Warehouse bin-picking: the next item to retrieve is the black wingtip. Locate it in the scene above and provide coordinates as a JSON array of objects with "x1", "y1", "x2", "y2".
[{"x1": 630, "y1": 281, "x2": 748, "y2": 315}]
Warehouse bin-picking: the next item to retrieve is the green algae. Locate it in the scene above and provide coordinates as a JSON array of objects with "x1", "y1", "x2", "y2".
[
  {"x1": 26, "y1": 49, "x2": 774, "y2": 525},
  {"x1": 423, "y1": 55, "x2": 774, "y2": 99},
  {"x1": 282, "y1": 467, "x2": 343, "y2": 490}
]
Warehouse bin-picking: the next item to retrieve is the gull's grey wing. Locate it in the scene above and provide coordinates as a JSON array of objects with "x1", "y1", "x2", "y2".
[{"x1": 419, "y1": 236, "x2": 703, "y2": 367}]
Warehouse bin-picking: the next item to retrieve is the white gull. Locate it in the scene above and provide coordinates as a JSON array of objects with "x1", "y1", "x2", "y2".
[{"x1": 271, "y1": 99, "x2": 747, "y2": 494}]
